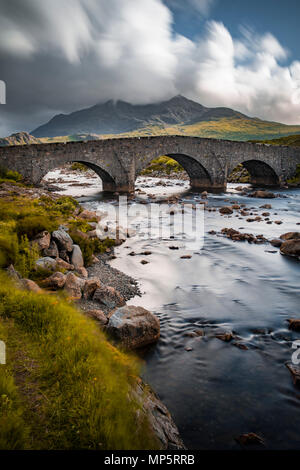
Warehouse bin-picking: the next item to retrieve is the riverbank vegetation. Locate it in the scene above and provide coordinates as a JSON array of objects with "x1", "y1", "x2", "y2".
[
  {"x1": 0, "y1": 177, "x2": 159, "y2": 450},
  {"x1": 0, "y1": 273, "x2": 158, "y2": 449}
]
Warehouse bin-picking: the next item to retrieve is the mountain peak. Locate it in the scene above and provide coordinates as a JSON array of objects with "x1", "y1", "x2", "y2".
[{"x1": 31, "y1": 95, "x2": 245, "y2": 138}]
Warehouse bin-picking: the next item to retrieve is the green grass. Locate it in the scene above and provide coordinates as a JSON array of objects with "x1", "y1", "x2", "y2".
[
  {"x1": 140, "y1": 156, "x2": 183, "y2": 175},
  {"x1": 0, "y1": 273, "x2": 159, "y2": 449}
]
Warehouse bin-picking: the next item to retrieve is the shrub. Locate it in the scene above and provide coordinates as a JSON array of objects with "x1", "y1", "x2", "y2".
[
  {"x1": 0, "y1": 166, "x2": 23, "y2": 183},
  {"x1": 15, "y1": 215, "x2": 57, "y2": 240},
  {"x1": 140, "y1": 156, "x2": 183, "y2": 175},
  {"x1": 70, "y1": 230, "x2": 115, "y2": 265},
  {"x1": 70, "y1": 162, "x2": 89, "y2": 172}
]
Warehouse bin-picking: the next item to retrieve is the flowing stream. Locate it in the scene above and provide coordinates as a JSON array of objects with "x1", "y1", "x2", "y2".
[{"x1": 45, "y1": 169, "x2": 300, "y2": 450}]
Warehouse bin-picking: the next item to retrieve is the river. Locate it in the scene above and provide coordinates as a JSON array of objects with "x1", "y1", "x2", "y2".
[{"x1": 45, "y1": 169, "x2": 300, "y2": 450}]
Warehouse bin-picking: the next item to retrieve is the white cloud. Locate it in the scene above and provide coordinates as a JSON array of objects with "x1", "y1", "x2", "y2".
[{"x1": 0, "y1": 0, "x2": 300, "y2": 135}]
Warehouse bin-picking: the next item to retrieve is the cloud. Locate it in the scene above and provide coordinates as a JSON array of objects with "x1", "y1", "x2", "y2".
[{"x1": 0, "y1": 0, "x2": 300, "y2": 136}]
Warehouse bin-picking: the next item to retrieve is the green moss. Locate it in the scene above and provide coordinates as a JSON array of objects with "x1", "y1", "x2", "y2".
[{"x1": 0, "y1": 274, "x2": 158, "y2": 450}]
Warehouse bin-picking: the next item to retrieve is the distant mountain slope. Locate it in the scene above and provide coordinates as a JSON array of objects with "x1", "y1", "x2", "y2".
[
  {"x1": 32, "y1": 95, "x2": 249, "y2": 138},
  {"x1": 32, "y1": 95, "x2": 300, "y2": 141},
  {"x1": 252, "y1": 134, "x2": 300, "y2": 146},
  {"x1": 0, "y1": 132, "x2": 41, "y2": 146}
]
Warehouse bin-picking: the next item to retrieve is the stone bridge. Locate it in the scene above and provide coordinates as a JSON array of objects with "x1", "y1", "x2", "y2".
[{"x1": 0, "y1": 135, "x2": 299, "y2": 192}]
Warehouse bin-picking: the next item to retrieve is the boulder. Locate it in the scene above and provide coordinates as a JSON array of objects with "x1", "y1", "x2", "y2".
[
  {"x1": 21, "y1": 279, "x2": 42, "y2": 293},
  {"x1": 41, "y1": 271, "x2": 66, "y2": 289},
  {"x1": 56, "y1": 258, "x2": 74, "y2": 271},
  {"x1": 35, "y1": 257, "x2": 57, "y2": 271},
  {"x1": 79, "y1": 209, "x2": 101, "y2": 222},
  {"x1": 133, "y1": 381, "x2": 185, "y2": 450},
  {"x1": 63, "y1": 272, "x2": 84, "y2": 299},
  {"x1": 107, "y1": 305, "x2": 160, "y2": 349},
  {"x1": 52, "y1": 228, "x2": 73, "y2": 252},
  {"x1": 6, "y1": 264, "x2": 21, "y2": 281},
  {"x1": 33, "y1": 231, "x2": 51, "y2": 251},
  {"x1": 70, "y1": 244, "x2": 84, "y2": 269},
  {"x1": 76, "y1": 267, "x2": 88, "y2": 278},
  {"x1": 270, "y1": 239, "x2": 282, "y2": 248},
  {"x1": 83, "y1": 278, "x2": 101, "y2": 299},
  {"x1": 280, "y1": 240, "x2": 300, "y2": 258},
  {"x1": 286, "y1": 363, "x2": 300, "y2": 386},
  {"x1": 93, "y1": 285, "x2": 125, "y2": 310},
  {"x1": 249, "y1": 190, "x2": 276, "y2": 199},
  {"x1": 86, "y1": 309, "x2": 108, "y2": 326},
  {"x1": 43, "y1": 240, "x2": 59, "y2": 258},
  {"x1": 219, "y1": 206, "x2": 233, "y2": 215},
  {"x1": 288, "y1": 319, "x2": 300, "y2": 331},
  {"x1": 280, "y1": 232, "x2": 300, "y2": 241}
]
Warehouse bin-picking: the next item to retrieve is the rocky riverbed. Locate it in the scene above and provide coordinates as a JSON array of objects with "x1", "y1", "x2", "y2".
[{"x1": 43, "y1": 167, "x2": 300, "y2": 450}]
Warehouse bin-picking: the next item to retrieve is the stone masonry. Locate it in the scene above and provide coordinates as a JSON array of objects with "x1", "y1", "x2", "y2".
[{"x1": 0, "y1": 135, "x2": 299, "y2": 192}]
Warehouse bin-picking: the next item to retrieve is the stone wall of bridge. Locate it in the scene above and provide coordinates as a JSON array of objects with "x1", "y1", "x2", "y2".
[{"x1": 0, "y1": 135, "x2": 299, "y2": 192}]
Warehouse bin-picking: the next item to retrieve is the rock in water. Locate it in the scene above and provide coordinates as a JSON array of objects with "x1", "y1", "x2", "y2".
[
  {"x1": 107, "y1": 305, "x2": 160, "y2": 349},
  {"x1": 219, "y1": 206, "x2": 233, "y2": 215},
  {"x1": 52, "y1": 228, "x2": 73, "y2": 252},
  {"x1": 71, "y1": 244, "x2": 84, "y2": 269},
  {"x1": 280, "y1": 240, "x2": 300, "y2": 258}
]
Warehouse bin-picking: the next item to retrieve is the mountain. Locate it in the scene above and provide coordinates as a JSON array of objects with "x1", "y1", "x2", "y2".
[
  {"x1": 0, "y1": 131, "x2": 41, "y2": 146},
  {"x1": 30, "y1": 95, "x2": 300, "y2": 142},
  {"x1": 32, "y1": 95, "x2": 248, "y2": 138}
]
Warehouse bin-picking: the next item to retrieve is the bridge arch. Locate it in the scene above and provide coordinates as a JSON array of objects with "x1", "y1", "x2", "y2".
[
  {"x1": 228, "y1": 159, "x2": 280, "y2": 186},
  {"x1": 41, "y1": 159, "x2": 117, "y2": 192},
  {"x1": 136, "y1": 152, "x2": 214, "y2": 191}
]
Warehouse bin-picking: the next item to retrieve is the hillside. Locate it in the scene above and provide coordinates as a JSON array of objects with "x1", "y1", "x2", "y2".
[
  {"x1": 0, "y1": 131, "x2": 41, "y2": 146},
  {"x1": 252, "y1": 134, "x2": 300, "y2": 146},
  {"x1": 32, "y1": 94, "x2": 300, "y2": 141},
  {"x1": 31, "y1": 95, "x2": 300, "y2": 142}
]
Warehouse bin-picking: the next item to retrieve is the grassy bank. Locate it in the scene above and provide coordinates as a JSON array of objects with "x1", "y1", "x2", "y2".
[
  {"x1": 0, "y1": 174, "x2": 160, "y2": 450},
  {"x1": 0, "y1": 274, "x2": 158, "y2": 449}
]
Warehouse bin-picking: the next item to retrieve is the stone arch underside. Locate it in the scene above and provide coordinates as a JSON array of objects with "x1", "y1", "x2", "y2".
[
  {"x1": 238, "y1": 159, "x2": 280, "y2": 186},
  {"x1": 166, "y1": 154, "x2": 213, "y2": 189},
  {"x1": 41, "y1": 159, "x2": 117, "y2": 192}
]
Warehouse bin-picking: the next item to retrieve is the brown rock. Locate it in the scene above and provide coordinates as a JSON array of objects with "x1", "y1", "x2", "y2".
[
  {"x1": 286, "y1": 363, "x2": 300, "y2": 386},
  {"x1": 21, "y1": 279, "x2": 42, "y2": 293},
  {"x1": 270, "y1": 239, "x2": 282, "y2": 248},
  {"x1": 216, "y1": 331, "x2": 235, "y2": 342},
  {"x1": 76, "y1": 267, "x2": 88, "y2": 278},
  {"x1": 250, "y1": 190, "x2": 276, "y2": 199},
  {"x1": 280, "y1": 232, "x2": 300, "y2": 241},
  {"x1": 64, "y1": 272, "x2": 84, "y2": 299},
  {"x1": 33, "y1": 231, "x2": 51, "y2": 251},
  {"x1": 93, "y1": 285, "x2": 125, "y2": 310},
  {"x1": 107, "y1": 305, "x2": 160, "y2": 349},
  {"x1": 41, "y1": 271, "x2": 66, "y2": 289},
  {"x1": 236, "y1": 433, "x2": 264, "y2": 446},
  {"x1": 219, "y1": 206, "x2": 233, "y2": 215},
  {"x1": 79, "y1": 209, "x2": 101, "y2": 222},
  {"x1": 83, "y1": 278, "x2": 101, "y2": 299},
  {"x1": 43, "y1": 240, "x2": 59, "y2": 258},
  {"x1": 56, "y1": 258, "x2": 74, "y2": 271},
  {"x1": 86, "y1": 309, "x2": 108, "y2": 326},
  {"x1": 280, "y1": 239, "x2": 300, "y2": 258},
  {"x1": 288, "y1": 319, "x2": 300, "y2": 331}
]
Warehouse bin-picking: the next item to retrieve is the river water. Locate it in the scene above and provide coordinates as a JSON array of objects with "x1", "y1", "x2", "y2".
[{"x1": 45, "y1": 169, "x2": 300, "y2": 450}]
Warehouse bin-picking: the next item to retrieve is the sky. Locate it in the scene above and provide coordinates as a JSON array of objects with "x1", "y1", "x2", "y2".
[{"x1": 0, "y1": 0, "x2": 300, "y2": 137}]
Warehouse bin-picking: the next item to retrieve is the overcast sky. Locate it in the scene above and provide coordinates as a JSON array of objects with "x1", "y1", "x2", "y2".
[{"x1": 0, "y1": 0, "x2": 300, "y2": 137}]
